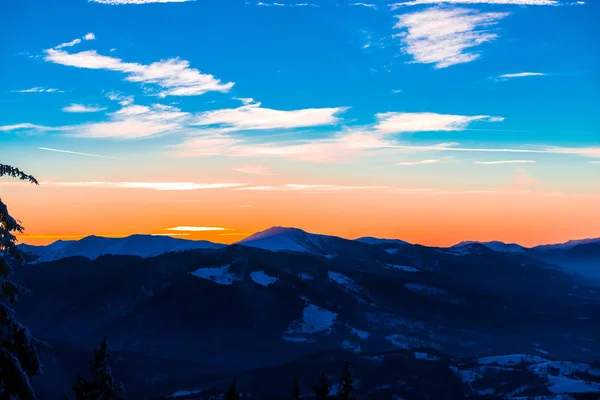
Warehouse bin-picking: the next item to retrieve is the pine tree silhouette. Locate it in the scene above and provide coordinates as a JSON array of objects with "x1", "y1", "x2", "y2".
[
  {"x1": 338, "y1": 361, "x2": 355, "y2": 400},
  {"x1": 225, "y1": 377, "x2": 240, "y2": 400},
  {"x1": 70, "y1": 337, "x2": 125, "y2": 400},
  {"x1": 0, "y1": 163, "x2": 42, "y2": 400},
  {"x1": 290, "y1": 376, "x2": 302, "y2": 400},
  {"x1": 311, "y1": 372, "x2": 329, "y2": 400}
]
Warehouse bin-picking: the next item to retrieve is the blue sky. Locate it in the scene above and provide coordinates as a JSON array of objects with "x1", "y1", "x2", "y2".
[{"x1": 1, "y1": 0, "x2": 599, "y2": 245}]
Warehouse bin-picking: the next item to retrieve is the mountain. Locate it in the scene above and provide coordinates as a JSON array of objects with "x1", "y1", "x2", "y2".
[
  {"x1": 236, "y1": 226, "x2": 351, "y2": 256},
  {"x1": 452, "y1": 240, "x2": 527, "y2": 253},
  {"x1": 355, "y1": 236, "x2": 409, "y2": 246},
  {"x1": 18, "y1": 234, "x2": 225, "y2": 262},
  {"x1": 534, "y1": 237, "x2": 600, "y2": 251}
]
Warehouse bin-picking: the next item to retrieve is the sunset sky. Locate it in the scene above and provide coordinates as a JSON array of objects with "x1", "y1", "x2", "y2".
[{"x1": 1, "y1": 0, "x2": 599, "y2": 247}]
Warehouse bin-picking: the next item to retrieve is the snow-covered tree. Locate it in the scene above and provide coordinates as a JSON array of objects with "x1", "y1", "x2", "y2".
[
  {"x1": 0, "y1": 163, "x2": 42, "y2": 400},
  {"x1": 311, "y1": 372, "x2": 329, "y2": 400},
  {"x1": 70, "y1": 337, "x2": 125, "y2": 400}
]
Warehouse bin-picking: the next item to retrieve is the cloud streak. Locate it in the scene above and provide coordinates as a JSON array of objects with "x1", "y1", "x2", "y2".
[
  {"x1": 90, "y1": 0, "x2": 194, "y2": 4},
  {"x1": 40, "y1": 182, "x2": 245, "y2": 191},
  {"x1": 473, "y1": 160, "x2": 536, "y2": 164},
  {"x1": 44, "y1": 47, "x2": 234, "y2": 97},
  {"x1": 397, "y1": 159, "x2": 441, "y2": 165},
  {"x1": 392, "y1": 0, "x2": 560, "y2": 7},
  {"x1": 62, "y1": 104, "x2": 107, "y2": 113},
  {"x1": 38, "y1": 147, "x2": 117, "y2": 159},
  {"x1": 498, "y1": 72, "x2": 547, "y2": 79},
  {"x1": 394, "y1": 7, "x2": 509, "y2": 68},
  {"x1": 165, "y1": 226, "x2": 229, "y2": 232},
  {"x1": 13, "y1": 87, "x2": 64, "y2": 93}
]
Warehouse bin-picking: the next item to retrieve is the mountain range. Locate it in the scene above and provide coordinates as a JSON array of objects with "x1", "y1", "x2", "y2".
[{"x1": 13, "y1": 226, "x2": 600, "y2": 399}]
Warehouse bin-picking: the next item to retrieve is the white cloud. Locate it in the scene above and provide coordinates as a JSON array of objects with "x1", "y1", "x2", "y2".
[
  {"x1": 375, "y1": 112, "x2": 503, "y2": 133},
  {"x1": 106, "y1": 91, "x2": 134, "y2": 106},
  {"x1": 54, "y1": 32, "x2": 96, "y2": 49},
  {"x1": 55, "y1": 38, "x2": 82, "y2": 49},
  {"x1": 392, "y1": 0, "x2": 559, "y2": 7},
  {"x1": 473, "y1": 160, "x2": 536, "y2": 164},
  {"x1": 233, "y1": 165, "x2": 274, "y2": 175},
  {"x1": 90, "y1": 0, "x2": 194, "y2": 4},
  {"x1": 38, "y1": 147, "x2": 116, "y2": 159},
  {"x1": 351, "y1": 2, "x2": 377, "y2": 8},
  {"x1": 41, "y1": 181, "x2": 245, "y2": 190},
  {"x1": 191, "y1": 100, "x2": 348, "y2": 130},
  {"x1": 62, "y1": 104, "x2": 107, "y2": 113},
  {"x1": 0, "y1": 123, "x2": 60, "y2": 132},
  {"x1": 44, "y1": 48, "x2": 234, "y2": 97},
  {"x1": 498, "y1": 72, "x2": 547, "y2": 79},
  {"x1": 236, "y1": 184, "x2": 386, "y2": 192},
  {"x1": 165, "y1": 226, "x2": 229, "y2": 231},
  {"x1": 391, "y1": 89, "x2": 403, "y2": 94},
  {"x1": 394, "y1": 7, "x2": 509, "y2": 68},
  {"x1": 66, "y1": 103, "x2": 189, "y2": 139},
  {"x1": 397, "y1": 159, "x2": 441, "y2": 165},
  {"x1": 13, "y1": 87, "x2": 64, "y2": 93}
]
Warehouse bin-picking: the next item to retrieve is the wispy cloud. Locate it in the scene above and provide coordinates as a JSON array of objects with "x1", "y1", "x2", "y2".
[
  {"x1": 90, "y1": 0, "x2": 195, "y2": 4},
  {"x1": 253, "y1": 2, "x2": 318, "y2": 6},
  {"x1": 392, "y1": 0, "x2": 560, "y2": 7},
  {"x1": 44, "y1": 46, "x2": 234, "y2": 97},
  {"x1": 589, "y1": 161, "x2": 600, "y2": 164},
  {"x1": 498, "y1": 72, "x2": 547, "y2": 79},
  {"x1": 71, "y1": 103, "x2": 189, "y2": 139},
  {"x1": 62, "y1": 104, "x2": 106, "y2": 113},
  {"x1": 40, "y1": 182, "x2": 245, "y2": 191},
  {"x1": 38, "y1": 147, "x2": 117, "y2": 159},
  {"x1": 165, "y1": 226, "x2": 229, "y2": 232},
  {"x1": 0, "y1": 123, "x2": 61, "y2": 132},
  {"x1": 375, "y1": 112, "x2": 503, "y2": 133},
  {"x1": 397, "y1": 159, "x2": 440, "y2": 165},
  {"x1": 474, "y1": 160, "x2": 536, "y2": 164},
  {"x1": 394, "y1": 7, "x2": 509, "y2": 68},
  {"x1": 351, "y1": 2, "x2": 377, "y2": 8},
  {"x1": 391, "y1": 89, "x2": 403, "y2": 94},
  {"x1": 233, "y1": 165, "x2": 274, "y2": 175},
  {"x1": 236, "y1": 184, "x2": 386, "y2": 192},
  {"x1": 191, "y1": 100, "x2": 347, "y2": 130},
  {"x1": 13, "y1": 87, "x2": 64, "y2": 93},
  {"x1": 54, "y1": 32, "x2": 96, "y2": 49}
]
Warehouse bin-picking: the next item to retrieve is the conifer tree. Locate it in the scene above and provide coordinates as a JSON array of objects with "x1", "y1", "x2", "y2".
[
  {"x1": 338, "y1": 361, "x2": 355, "y2": 400},
  {"x1": 0, "y1": 163, "x2": 42, "y2": 400},
  {"x1": 290, "y1": 376, "x2": 302, "y2": 400},
  {"x1": 225, "y1": 377, "x2": 240, "y2": 400},
  {"x1": 311, "y1": 372, "x2": 329, "y2": 400},
  {"x1": 70, "y1": 337, "x2": 125, "y2": 400}
]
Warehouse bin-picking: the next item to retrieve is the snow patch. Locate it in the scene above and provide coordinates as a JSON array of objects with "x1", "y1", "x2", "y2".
[
  {"x1": 404, "y1": 283, "x2": 448, "y2": 296},
  {"x1": 414, "y1": 352, "x2": 440, "y2": 360},
  {"x1": 299, "y1": 273, "x2": 314, "y2": 280},
  {"x1": 328, "y1": 271, "x2": 361, "y2": 292},
  {"x1": 249, "y1": 271, "x2": 278, "y2": 287},
  {"x1": 286, "y1": 304, "x2": 337, "y2": 335},
  {"x1": 388, "y1": 264, "x2": 419, "y2": 272},
  {"x1": 169, "y1": 389, "x2": 203, "y2": 397},
  {"x1": 348, "y1": 326, "x2": 370, "y2": 340},
  {"x1": 190, "y1": 264, "x2": 239, "y2": 285},
  {"x1": 341, "y1": 340, "x2": 361, "y2": 353}
]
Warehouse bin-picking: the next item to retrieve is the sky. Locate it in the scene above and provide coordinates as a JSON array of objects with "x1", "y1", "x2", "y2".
[{"x1": 1, "y1": 0, "x2": 599, "y2": 247}]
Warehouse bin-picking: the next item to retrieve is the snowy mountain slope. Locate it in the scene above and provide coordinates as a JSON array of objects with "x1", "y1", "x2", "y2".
[
  {"x1": 534, "y1": 237, "x2": 600, "y2": 251},
  {"x1": 355, "y1": 236, "x2": 409, "y2": 246},
  {"x1": 18, "y1": 234, "x2": 225, "y2": 262},
  {"x1": 452, "y1": 240, "x2": 528, "y2": 253},
  {"x1": 236, "y1": 226, "x2": 346, "y2": 254}
]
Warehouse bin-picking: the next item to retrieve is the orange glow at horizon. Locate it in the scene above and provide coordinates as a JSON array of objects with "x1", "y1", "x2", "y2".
[{"x1": 7, "y1": 184, "x2": 600, "y2": 248}]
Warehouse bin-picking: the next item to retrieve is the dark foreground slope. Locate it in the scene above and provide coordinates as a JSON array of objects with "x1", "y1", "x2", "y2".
[{"x1": 12, "y1": 231, "x2": 600, "y2": 399}]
